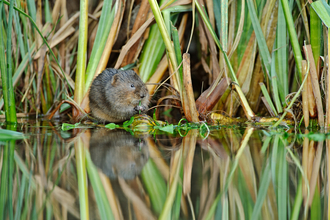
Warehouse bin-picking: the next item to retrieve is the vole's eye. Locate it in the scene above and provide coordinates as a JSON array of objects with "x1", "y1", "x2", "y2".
[{"x1": 130, "y1": 84, "x2": 135, "y2": 88}]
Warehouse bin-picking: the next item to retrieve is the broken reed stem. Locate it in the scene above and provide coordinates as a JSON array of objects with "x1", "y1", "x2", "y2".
[
  {"x1": 303, "y1": 45, "x2": 324, "y2": 127},
  {"x1": 183, "y1": 53, "x2": 199, "y2": 122},
  {"x1": 301, "y1": 60, "x2": 310, "y2": 127}
]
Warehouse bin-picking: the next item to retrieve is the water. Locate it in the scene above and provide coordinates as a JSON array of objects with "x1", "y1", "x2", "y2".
[{"x1": 0, "y1": 120, "x2": 328, "y2": 219}]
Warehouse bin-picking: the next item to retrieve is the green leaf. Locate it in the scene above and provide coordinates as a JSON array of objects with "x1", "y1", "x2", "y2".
[
  {"x1": 61, "y1": 123, "x2": 81, "y2": 131},
  {"x1": 155, "y1": 124, "x2": 174, "y2": 134},
  {"x1": 105, "y1": 123, "x2": 119, "y2": 130},
  {"x1": 246, "y1": 0, "x2": 271, "y2": 76},
  {"x1": 141, "y1": 159, "x2": 167, "y2": 215},
  {"x1": 123, "y1": 117, "x2": 135, "y2": 127},
  {"x1": 311, "y1": 0, "x2": 330, "y2": 27},
  {"x1": 0, "y1": 129, "x2": 25, "y2": 140}
]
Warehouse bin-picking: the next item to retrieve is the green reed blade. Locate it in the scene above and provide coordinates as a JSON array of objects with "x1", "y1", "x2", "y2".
[
  {"x1": 140, "y1": 0, "x2": 179, "y2": 85},
  {"x1": 205, "y1": 128, "x2": 254, "y2": 220},
  {"x1": 74, "y1": 0, "x2": 88, "y2": 104},
  {"x1": 237, "y1": 170, "x2": 254, "y2": 219},
  {"x1": 310, "y1": 0, "x2": 330, "y2": 28},
  {"x1": 26, "y1": 0, "x2": 36, "y2": 21},
  {"x1": 275, "y1": 0, "x2": 288, "y2": 101},
  {"x1": 141, "y1": 159, "x2": 167, "y2": 215},
  {"x1": 260, "y1": 136, "x2": 272, "y2": 154},
  {"x1": 14, "y1": 171, "x2": 27, "y2": 220},
  {"x1": 220, "y1": 0, "x2": 228, "y2": 52},
  {"x1": 259, "y1": 82, "x2": 278, "y2": 116},
  {"x1": 8, "y1": 141, "x2": 15, "y2": 219},
  {"x1": 13, "y1": 9, "x2": 26, "y2": 60},
  {"x1": 171, "y1": 24, "x2": 183, "y2": 81},
  {"x1": 0, "y1": 145, "x2": 9, "y2": 219},
  {"x1": 195, "y1": 0, "x2": 238, "y2": 84},
  {"x1": 251, "y1": 162, "x2": 271, "y2": 219},
  {"x1": 271, "y1": 136, "x2": 279, "y2": 184},
  {"x1": 139, "y1": 24, "x2": 166, "y2": 82},
  {"x1": 0, "y1": 0, "x2": 17, "y2": 124},
  {"x1": 139, "y1": 0, "x2": 167, "y2": 82},
  {"x1": 85, "y1": 0, "x2": 114, "y2": 93},
  {"x1": 1, "y1": 0, "x2": 73, "y2": 94},
  {"x1": 75, "y1": 140, "x2": 89, "y2": 220},
  {"x1": 310, "y1": 6, "x2": 322, "y2": 68},
  {"x1": 310, "y1": 185, "x2": 321, "y2": 220},
  {"x1": 290, "y1": 177, "x2": 303, "y2": 220},
  {"x1": 246, "y1": 0, "x2": 271, "y2": 77},
  {"x1": 171, "y1": 153, "x2": 183, "y2": 219},
  {"x1": 287, "y1": 148, "x2": 309, "y2": 218},
  {"x1": 159, "y1": 150, "x2": 182, "y2": 220},
  {"x1": 277, "y1": 140, "x2": 287, "y2": 220},
  {"x1": 44, "y1": 0, "x2": 52, "y2": 23},
  {"x1": 86, "y1": 150, "x2": 115, "y2": 220},
  {"x1": 271, "y1": 55, "x2": 283, "y2": 113},
  {"x1": 280, "y1": 0, "x2": 303, "y2": 82},
  {"x1": 236, "y1": 0, "x2": 253, "y2": 64}
]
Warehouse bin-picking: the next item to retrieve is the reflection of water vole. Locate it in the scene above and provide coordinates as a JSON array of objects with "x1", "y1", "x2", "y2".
[
  {"x1": 89, "y1": 129, "x2": 149, "y2": 180},
  {"x1": 89, "y1": 68, "x2": 150, "y2": 123}
]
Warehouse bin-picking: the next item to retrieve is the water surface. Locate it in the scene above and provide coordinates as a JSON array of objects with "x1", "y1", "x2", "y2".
[{"x1": 0, "y1": 120, "x2": 327, "y2": 220}]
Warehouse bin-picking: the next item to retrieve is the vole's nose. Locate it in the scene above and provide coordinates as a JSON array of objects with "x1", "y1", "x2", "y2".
[{"x1": 140, "y1": 94, "x2": 145, "y2": 99}]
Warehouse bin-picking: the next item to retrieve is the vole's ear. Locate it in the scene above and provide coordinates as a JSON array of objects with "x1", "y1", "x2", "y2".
[{"x1": 111, "y1": 74, "x2": 119, "y2": 85}]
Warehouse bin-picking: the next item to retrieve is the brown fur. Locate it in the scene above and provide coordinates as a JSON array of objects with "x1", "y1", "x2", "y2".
[
  {"x1": 89, "y1": 68, "x2": 149, "y2": 123},
  {"x1": 89, "y1": 129, "x2": 149, "y2": 180}
]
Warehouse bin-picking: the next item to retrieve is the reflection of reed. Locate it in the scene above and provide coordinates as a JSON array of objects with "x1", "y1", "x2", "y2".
[{"x1": 2, "y1": 124, "x2": 328, "y2": 220}]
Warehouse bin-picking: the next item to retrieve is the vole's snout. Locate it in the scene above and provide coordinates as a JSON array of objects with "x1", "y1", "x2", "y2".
[
  {"x1": 134, "y1": 105, "x2": 146, "y2": 112},
  {"x1": 140, "y1": 94, "x2": 145, "y2": 99}
]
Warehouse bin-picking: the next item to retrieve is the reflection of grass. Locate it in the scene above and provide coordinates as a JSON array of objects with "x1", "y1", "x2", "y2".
[{"x1": 0, "y1": 123, "x2": 328, "y2": 219}]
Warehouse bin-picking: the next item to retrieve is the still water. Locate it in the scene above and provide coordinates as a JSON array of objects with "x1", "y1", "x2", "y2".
[{"x1": 0, "y1": 120, "x2": 328, "y2": 220}]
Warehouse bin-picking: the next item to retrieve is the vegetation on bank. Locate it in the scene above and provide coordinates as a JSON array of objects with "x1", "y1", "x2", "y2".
[{"x1": 0, "y1": 0, "x2": 330, "y2": 129}]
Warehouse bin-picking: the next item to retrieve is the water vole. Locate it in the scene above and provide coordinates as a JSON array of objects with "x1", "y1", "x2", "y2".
[{"x1": 89, "y1": 68, "x2": 150, "y2": 123}]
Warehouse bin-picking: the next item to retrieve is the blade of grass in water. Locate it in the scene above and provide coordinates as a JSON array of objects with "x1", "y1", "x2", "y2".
[
  {"x1": 75, "y1": 139, "x2": 89, "y2": 220},
  {"x1": 251, "y1": 162, "x2": 271, "y2": 219},
  {"x1": 277, "y1": 139, "x2": 287, "y2": 220},
  {"x1": 86, "y1": 150, "x2": 115, "y2": 219},
  {"x1": 14, "y1": 171, "x2": 27, "y2": 220},
  {"x1": 205, "y1": 127, "x2": 254, "y2": 220},
  {"x1": 141, "y1": 159, "x2": 167, "y2": 215},
  {"x1": 159, "y1": 149, "x2": 182, "y2": 220},
  {"x1": 291, "y1": 177, "x2": 303, "y2": 220},
  {"x1": 0, "y1": 144, "x2": 9, "y2": 219},
  {"x1": 7, "y1": 141, "x2": 15, "y2": 219},
  {"x1": 310, "y1": 185, "x2": 321, "y2": 220}
]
